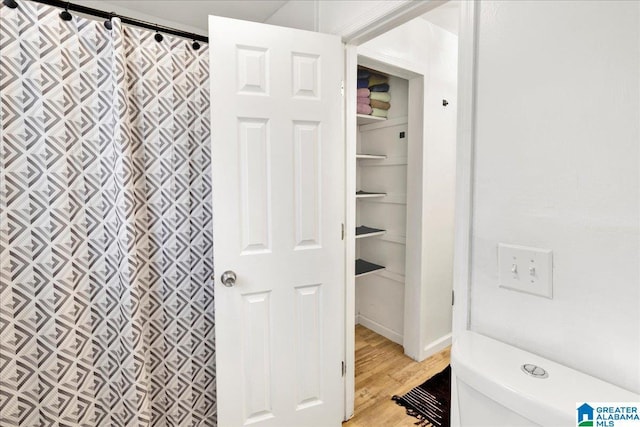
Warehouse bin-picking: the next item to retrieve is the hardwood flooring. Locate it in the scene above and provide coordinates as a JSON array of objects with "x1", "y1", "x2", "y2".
[{"x1": 342, "y1": 325, "x2": 451, "y2": 427}]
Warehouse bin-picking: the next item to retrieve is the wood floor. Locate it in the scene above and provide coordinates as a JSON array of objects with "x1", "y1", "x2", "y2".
[{"x1": 342, "y1": 325, "x2": 451, "y2": 427}]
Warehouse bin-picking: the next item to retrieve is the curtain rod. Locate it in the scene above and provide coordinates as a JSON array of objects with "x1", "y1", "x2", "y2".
[{"x1": 22, "y1": 0, "x2": 209, "y2": 43}]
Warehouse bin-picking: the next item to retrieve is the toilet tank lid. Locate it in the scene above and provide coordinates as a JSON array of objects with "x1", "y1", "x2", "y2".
[{"x1": 451, "y1": 330, "x2": 640, "y2": 426}]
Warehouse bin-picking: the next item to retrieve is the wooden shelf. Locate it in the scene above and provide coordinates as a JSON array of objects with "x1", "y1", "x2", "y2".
[
  {"x1": 356, "y1": 190, "x2": 386, "y2": 198},
  {"x1": 357, "y1": 114, "x2": 386, "y2": 126},
  {"x1": 355, "y1": 259, "x2": 385, "y2": 277},
  {"x1": 356, "y1": 225, "x2": 386, "y2": 239},
  {"x1": 356, "y1": 153, "x2": 387, "y2": 160}
]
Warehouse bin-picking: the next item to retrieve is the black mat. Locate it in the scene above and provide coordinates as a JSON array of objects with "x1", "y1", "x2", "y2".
[{"x1": 392, "y1": 365, "x2": 451, "y2": 427}]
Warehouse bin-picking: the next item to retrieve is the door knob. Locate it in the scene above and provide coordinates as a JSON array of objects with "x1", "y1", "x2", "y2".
[{"x1": 220, "y1": 270, "x2": 237, "y2": 287}]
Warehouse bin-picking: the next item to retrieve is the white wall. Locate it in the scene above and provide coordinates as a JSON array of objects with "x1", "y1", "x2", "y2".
[
  {"x1": 360, "y1": 18, "x2": 459, "y2": 358},
  {"x1": 76, "y1": 0, "x2": 293, "y2": 35},
  {"x1": 74, "y1": 1, "x2": 206, "y2": 35},
  {"x1": 469, "y1": 0, "x2": 640, "y2": 393}
]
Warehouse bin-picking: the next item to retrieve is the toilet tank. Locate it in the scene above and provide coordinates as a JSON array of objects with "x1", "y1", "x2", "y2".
[{"x1": 451, "y1": 331, "x2": 640, "y2": 427}]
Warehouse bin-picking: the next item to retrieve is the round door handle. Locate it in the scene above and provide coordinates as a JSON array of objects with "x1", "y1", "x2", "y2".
[{"x1": 220, "y1": 270, "x2": 237, "y2": 287}]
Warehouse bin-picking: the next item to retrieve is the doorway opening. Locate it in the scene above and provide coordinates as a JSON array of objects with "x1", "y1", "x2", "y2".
[{"x1": 344, "y1": 2, "x2": 461, "y2": 423}]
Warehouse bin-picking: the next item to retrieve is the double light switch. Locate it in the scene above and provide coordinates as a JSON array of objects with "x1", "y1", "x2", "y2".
[{"x1": 498, "y1": 243, "x2": 553, "y2": 299}]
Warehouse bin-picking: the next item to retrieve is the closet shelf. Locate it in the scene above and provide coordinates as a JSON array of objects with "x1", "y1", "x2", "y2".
[
  {"x1": 358, "y1": 156, "x2": 407, "y2": 167},
  {"x1": 356, "y1": 153, "x2": 387, "y2": 160},
  {"x1": 357, "y1": 114, "x2": 386, "y2": 126},
  {"x1": 355, "y1": 259, "x2": 385, "y2": 277},
  {"x1": 356, "y1": 190, "x2": 386, "y2": 198},
  {"x1": 355, "y1": 225, "x2": 386, "y2": 239}
]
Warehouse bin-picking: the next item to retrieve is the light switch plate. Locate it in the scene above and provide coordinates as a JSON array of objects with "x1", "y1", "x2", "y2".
[{"x1": 498, "y1": 244, "x2": 553, "y2": 298}]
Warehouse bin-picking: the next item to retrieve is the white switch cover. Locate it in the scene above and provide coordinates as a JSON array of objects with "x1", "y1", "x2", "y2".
[{"x1": 498, "y1": 244, "x2": 553, "y2": 298}]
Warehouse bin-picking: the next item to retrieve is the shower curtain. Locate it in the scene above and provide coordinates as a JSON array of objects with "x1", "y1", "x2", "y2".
[{"x1": 0, "y1": 2, "x2": 215, "y2": 426}]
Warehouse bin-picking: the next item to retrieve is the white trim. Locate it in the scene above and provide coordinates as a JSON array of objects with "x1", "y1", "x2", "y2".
[
  {"x1": 402, "y1": 74, "x2": 426, "y2": 362},
  {"x1": 357, "y1": 314, "x2": 403, "y2": 345},
  {"x1": 343, "y1": 43, "x2": 358, "y2": 421},
  {"x1": 452, "y1": 0, "x2": 478, "y2": 338},
  {"x1": 341, "y1": 0, "x2": 448, "y2": 46},
  {"x1": 422, "y1": 333, "x2": 453, "y2": 359}
]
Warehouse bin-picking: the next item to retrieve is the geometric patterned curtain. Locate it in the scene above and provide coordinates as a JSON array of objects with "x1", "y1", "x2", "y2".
[{"x1": 0, "y1": 2, "x2": 215, "y2": 425}]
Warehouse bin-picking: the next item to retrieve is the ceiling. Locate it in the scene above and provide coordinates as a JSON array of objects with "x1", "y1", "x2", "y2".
[{"x1": 75, "y1": 1, "x2": 288, "y2": 34}]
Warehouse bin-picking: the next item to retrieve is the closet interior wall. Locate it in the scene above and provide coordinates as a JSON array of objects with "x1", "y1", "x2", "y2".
[{"x1": 355, "y1": 74, "x2": 409, "y2": 345}]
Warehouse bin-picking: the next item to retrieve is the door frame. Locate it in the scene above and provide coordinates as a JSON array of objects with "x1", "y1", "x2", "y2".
[
  {"x1": 450, "y1": 0, "x2": 477, "y2": 340},
  {"x1": 341, "y1": 0, "x2": 478, "y2": 420}
]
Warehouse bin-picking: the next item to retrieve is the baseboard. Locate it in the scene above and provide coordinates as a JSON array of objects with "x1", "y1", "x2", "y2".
[
  {"x1": 421, "y1": 333, "x2": 452, "y2": 359},
  {"x1": 357, "y1": 314, "x2": 403, "y2": 345}
]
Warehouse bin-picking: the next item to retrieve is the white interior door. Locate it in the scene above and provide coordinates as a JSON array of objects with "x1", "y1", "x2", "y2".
[{"x1": 209, "y1": 16, "x2": 345, "y2": 427}]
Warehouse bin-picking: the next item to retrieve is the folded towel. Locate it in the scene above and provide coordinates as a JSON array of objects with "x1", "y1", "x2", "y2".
[
  {"x1": 357, "y1": 96, "x2": 370, "y2": 105},
  {"x1": 357, "y1": 88, "x2": 370, "y2": 97},
  {"x1": 370, "y1": 83, "x2": 389, "y2": 92},
  {"x1": 370, "y1": 99, "x2": 390, "y2": 110},
  {"x1": 357, "y1": 103, "x2": 373, "y2": 115},
  {"x1": 370, "y1": 92, "x2": 391, "y2": 102},
  {"x1": 357, "y1": 69, "x2": 370, "y2": 79},
  {"x1": 357, "y1": 78, "x2": 369, "y2": 89},
  {"x1": 368, "y1": 73, "x2": 388, "y2": 87},
  {"x1": 371, "y1": 107, "x2": 388, "y2": 118}
]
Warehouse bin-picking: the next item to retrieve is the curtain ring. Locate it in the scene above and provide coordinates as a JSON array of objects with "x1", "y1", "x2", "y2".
[
  {"x1": 104, "y1": 12, "x2": 114, "y2": 30},
  {"x1": 3, "y1": 0, "x2": 18, "y2": 9},
  {"x1": 59, "y1": 1, "x2": 72, "y2": 21},
  {"x1": 154, "y1": 25, "x2": 163, "y2": 42}
]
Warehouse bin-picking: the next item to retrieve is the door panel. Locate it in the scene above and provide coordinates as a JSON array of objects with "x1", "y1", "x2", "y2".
[
  {"x1": 209, "y1": 16, "x2": 344, "y2": 427},
  {"x1": 238, "y1": 118, "x2": 271, "y2": 254},
  {"x1": 293, "y1": 121, "x2": 321, "y2": 249}
]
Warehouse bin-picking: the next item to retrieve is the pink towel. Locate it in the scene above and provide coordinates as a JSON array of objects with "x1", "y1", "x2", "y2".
[
  {"x1": 357, "y1": 103, "x2": 372, "y2": 115},
  {"x1": 357, "y1": 88, "x2": 370, "y2": 97},
  {"x1": 357, "y1": 96, "x2": 370, "y2": 105}
]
